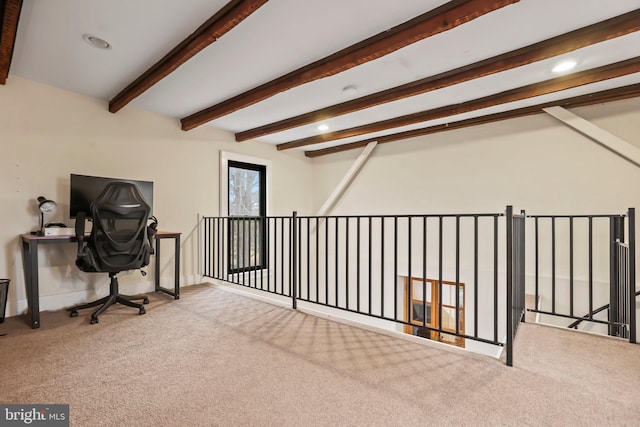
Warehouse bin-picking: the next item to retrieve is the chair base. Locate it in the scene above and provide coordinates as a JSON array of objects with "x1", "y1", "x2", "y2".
[{"x1": 68, "y1": 273, "x2": 149, "y2": 324}]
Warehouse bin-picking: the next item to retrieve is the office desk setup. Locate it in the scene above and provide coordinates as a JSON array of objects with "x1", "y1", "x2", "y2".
[{"x1": 21, "y1": 231, "x2": 181, "y2": 329}]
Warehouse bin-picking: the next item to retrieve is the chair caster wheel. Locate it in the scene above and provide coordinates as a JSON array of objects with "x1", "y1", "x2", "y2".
[
  {"x1": 143, "y1": 297, "x2": 149, "y2": 304},
  {"x1": 139, "y1": 307, "x2": 146, "y2": 315},
  {"x1": 69, "y1": 310, "x2": 78, "y2": 318},
  {"x1": 90, "y1": 317, "x2": 99, "y2": 324}
]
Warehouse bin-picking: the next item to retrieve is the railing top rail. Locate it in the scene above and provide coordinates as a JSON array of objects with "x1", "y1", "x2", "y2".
[
  {"x1": 298, "y1": 213, "x2": 505, "y2": 219},
  {"x1": 527, "y1": 214, "x2": 626, "y2": 219},
  {"x1": 202, "y1": 213, "x2": 505, "y2": 220},
  {"x1": 202, "y1": 215, "x2": 291, "y2": 220}
]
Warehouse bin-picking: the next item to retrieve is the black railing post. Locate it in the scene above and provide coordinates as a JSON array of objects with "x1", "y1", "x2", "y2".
[
  {"x1": 506, "y1": 205, "x2": 514, "y2": 367},
  {"x1": 610, "y1": 215, "x2": 624, "y2": 336},
  {"x1": 518, "y1": 210, "x2": 526, "y2": 325},
  {"x1": 292, "y1": 211, "x2": 298, "y2": 310},
  {"x1": 629, "y1": 208, "x2": 636, "y2": 343}
]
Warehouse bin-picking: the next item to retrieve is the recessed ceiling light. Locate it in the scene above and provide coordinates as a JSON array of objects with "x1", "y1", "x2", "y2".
[
  {"x1": 552, "y1": 60, "x2": 577, "y2": 73},
  {"x1": 317, "y1": 124, "x2": 329, "y2": 132},
  {"x1": 83, "y1": 34, "x2": 111, "y2": 50},
  {"x1": 342, "y1": 85, "x2": 358, "y2": 96}
]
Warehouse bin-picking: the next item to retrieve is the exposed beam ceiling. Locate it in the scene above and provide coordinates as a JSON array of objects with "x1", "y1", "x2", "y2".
[
  {"x1": 236, "y1": 10, "x2": 640, "y2": 142},
  {"x1": 0, "y1": 0, "x2": 22, "y2": 85},
  {"x1": 108, "y1": 0, "x2": 268, "y2": 113},
  {"x1": 9, "y1": 1, "x2": 640, "y2": 157},
  {"x1": 278, "y1": 56, "x2": 640, "y2": 151},
  {"x1": 304, "y1": 83, "x2": 640, "y2": 158},
  {"x1": 180, "y1": 0, "x2": 520, "y2": 131}
]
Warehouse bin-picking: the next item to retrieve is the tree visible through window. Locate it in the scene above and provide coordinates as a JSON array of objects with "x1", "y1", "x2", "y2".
[{"x1": 228, "y1": 160, "x2": 266, "y2": 273}]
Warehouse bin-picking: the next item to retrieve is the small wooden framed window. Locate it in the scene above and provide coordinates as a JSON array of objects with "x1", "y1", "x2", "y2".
[{"x1": 404, "y1": 277, "x2": 465, "y2": 348}]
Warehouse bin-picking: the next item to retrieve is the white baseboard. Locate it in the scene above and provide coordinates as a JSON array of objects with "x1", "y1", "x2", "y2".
[
  {"x1": 3, "y1": 274, "x2": 200, "y2": 319},
  {"x1": 211, "y1": 282, "x2": 501, "y2": 360}
]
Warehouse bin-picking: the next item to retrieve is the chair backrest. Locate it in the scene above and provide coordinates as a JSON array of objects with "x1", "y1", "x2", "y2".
[{"x1": 77, "y1": 182, "x2": 153, "y2": 273}]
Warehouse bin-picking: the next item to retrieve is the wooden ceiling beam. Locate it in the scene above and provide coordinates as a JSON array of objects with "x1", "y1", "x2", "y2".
[
  {"x1": 109, "y1": 0, "x2": 268, "y2": 113},
  {"x1": 278, "y1": 57, "x2": 640, "y2": 150},
  {"x1": 180, "y1": 0, "x2": 520, "y2": 131},
  {"x1": 0, "y1": 0, "x2": 23, "y2": 85},
  {"x1": 304, "y1": 83, "x2": 640, "y2": 158},
  {"x1": 237, "y1": 10, "x2": 640, "y2": 142}
]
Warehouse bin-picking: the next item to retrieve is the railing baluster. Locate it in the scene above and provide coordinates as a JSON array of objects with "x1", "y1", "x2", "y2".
[
  {"x1": 535, "y1": 216, "x2": 539, "y2": 312},
  {"x1": 204, "y1": 217, "x2": 209, "y2": 277},
  {"x1": 292, "y1": 212, "x2": 297, "y2": 309},
  {"x1": 307, "y1": 217, "x2": 311, "y2": 301},
  {"x1": 438, "y1": 216, "x2": 443, "y2": 338},
  {"x1": 381, "y1": 217, "x2": 385, "y2": 318},
  {"x1": 346, "y1": 217, "x2": 350, "y2": 310},
  {"x1": 569, "y1": 216, "x2": 574, "y2": 317},
  {"x1": 356, "y1": 217, "x2": 361, "y2": 313},
  {"x1": 315, "y1": 217, "x2": 319, "y2": 303},
  {"x1": 394, "y1": 216, "x2": 398, "y2": 321},
  {"x1": 274, "y1": 218, "x2": 278, "y2": 294},
  {"x1": 455, "y1": 215, "x2": 460, "y2": 336},
  {"x1": 407, "y1": 217, "x2": 412, "y2": 327},
  {"x1": 335, "y1": 217, "x2": 339, "y2": 307},
  {"x1": 589, "y1": 217, "x2": 593, "y2": 321},
  {"x1": 629, "y1": 207, "x2": 636, "y2": 343},
  {"x1": 493, "y1": 215, "x2": 498, "y2": 344},
  {"x1": 368, "y1": 217, "x2": 372, "y2": 316},
  {"x1": 422, "y1": 217, "x2": 427, "y2": 333},
  {"x1": 325, "y1": 217, "x2": 329, "y2": 304},
  {"x1": 551, "y1": 217, "x2": 556, "y2": 314},
  {"x1": 474, "y1": 215, "x2": 478, "y2": 339}
]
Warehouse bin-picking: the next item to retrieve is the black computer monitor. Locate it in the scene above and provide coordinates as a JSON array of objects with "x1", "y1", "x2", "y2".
[{"x1": 70, "y1": 174, "x2": 154, "y2": 219}]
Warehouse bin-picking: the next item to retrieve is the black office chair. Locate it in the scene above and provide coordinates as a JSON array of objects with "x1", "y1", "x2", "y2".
[{"x1": 68, "y1": 182, "x2": 157, "y2": 324}]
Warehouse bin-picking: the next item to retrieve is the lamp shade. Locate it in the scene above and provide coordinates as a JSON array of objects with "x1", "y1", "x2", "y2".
[{"x1": 37, "y1": 196, "x2": 57, "y2": 213}]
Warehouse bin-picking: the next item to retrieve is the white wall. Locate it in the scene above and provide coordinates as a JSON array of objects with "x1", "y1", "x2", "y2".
[
  {"x1": 312, "y1": 98, "x2": 640, "y2": 215},
  {"x1": 0, "y1": 77, "x2": 313, "y2": 318}
]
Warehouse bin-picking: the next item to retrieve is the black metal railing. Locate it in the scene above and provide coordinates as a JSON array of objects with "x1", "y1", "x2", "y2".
[
  {"x1": 203, "y1": 206, "x2": 528, "y2": 365},
  {"x1": 202, "y1": 216, "x2": 295, "y2": 298},
  {"x1": 507, "y1": 208, "x2": 526, "y2": 366},
  {"x1": 527, "y1": 208, "x2": 636, "y2": 343}
]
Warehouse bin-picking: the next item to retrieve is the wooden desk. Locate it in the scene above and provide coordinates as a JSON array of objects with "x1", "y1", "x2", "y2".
[{"x1": 20, "y1": 231, "x2": 181, "y2": 329}]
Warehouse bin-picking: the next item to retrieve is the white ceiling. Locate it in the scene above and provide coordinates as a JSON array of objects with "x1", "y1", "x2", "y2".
[{"x1": 9, "y1": 0, "x2": 640, "y2": 153}]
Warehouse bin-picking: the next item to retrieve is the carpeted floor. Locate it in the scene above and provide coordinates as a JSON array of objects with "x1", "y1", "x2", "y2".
[{"x1": 0, "y1": 283, "x2": 639, "y2": 426}]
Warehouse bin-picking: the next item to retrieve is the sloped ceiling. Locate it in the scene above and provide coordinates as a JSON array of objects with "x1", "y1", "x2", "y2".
[{"x1": 2, "y1": 0, "x2": 640, "y2": 157}]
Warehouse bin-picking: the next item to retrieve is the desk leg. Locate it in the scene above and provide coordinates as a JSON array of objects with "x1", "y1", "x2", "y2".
[
  {"x1": 154, "y1": 236, "x2": 180, "y2": 299},
  {"x1": 154, "y1": 238, "x2": 161, "y2": 292},
  {"x1": 21, "y1": 239, "x2": 40, "y2": 329},
  {"x1": 174, "y1": 236, "x2": 180, "y2": 299}
]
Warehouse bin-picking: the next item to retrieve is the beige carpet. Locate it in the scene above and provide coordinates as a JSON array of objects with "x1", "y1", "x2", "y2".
[{"x1": 1, "y1": 283, "x2": 639, "y2": 426}]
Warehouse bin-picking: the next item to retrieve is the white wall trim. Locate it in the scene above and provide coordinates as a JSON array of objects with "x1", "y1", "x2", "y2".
[
  {"x1": 316, "y1": 141, "x2": 377, "y2": 216},
  {"x1": 543, "y1": 106, "x2": 640, "y2": 167}
]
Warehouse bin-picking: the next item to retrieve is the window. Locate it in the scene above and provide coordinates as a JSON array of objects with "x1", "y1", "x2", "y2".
[
  {"x1": 220, "y1": 152, "x2": 271, "y2": 274},
  {"x1": 228, "y1": 161, "x2": 265, "y2": 217},
  {"x1": 404, "y1": 277, "x2": 465, "y2": 348}
]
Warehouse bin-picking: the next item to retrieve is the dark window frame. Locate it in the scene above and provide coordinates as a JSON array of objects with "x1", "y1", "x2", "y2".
[{"x1": 227, "y1": 160, "x2": 267, "y2": 274}]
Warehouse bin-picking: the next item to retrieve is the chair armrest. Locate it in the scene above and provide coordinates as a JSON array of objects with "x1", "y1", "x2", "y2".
[
  {"x1": 147, "y1": 216, "x2": 158, "y2": 254},
  {"x1": 75, "y1": 212, "x2": 86, "y2": 252}
]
